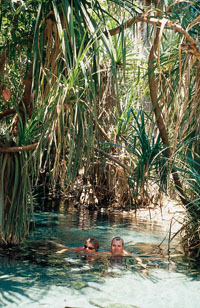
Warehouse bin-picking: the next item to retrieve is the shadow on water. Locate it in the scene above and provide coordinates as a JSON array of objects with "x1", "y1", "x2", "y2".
[{"x1": 1, "y1": 199, "x2": 200, "y2": 308}]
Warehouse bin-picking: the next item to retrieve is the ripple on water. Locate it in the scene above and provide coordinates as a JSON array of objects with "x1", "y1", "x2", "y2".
[{"x1": 0, "y1": 209, "x2": 200, "y2": 308}]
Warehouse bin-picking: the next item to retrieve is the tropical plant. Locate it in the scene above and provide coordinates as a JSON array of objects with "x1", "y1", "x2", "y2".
[{"x1": 0, "y1": 0, "x2": 200, "y2": 251}]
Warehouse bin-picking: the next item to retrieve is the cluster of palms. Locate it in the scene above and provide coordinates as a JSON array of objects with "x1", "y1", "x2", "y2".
[{"x1": 0, "y1": 0, "x2": 199, "y2": 255}]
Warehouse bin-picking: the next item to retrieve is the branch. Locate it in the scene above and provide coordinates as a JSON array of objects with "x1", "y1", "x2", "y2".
[
  {"x1": 0, "y1": 142, "x2": 38, "y2": 153},
  {"x1": 166, "y1": 1, "x2": 195, "y2": 13},
  {"x1": 107, "y1": 15, "x2": 200, "y2": 60},
  {"x1": 95, "y1": 121, "x2": 111, "y2": 143},
  {"x1": 94, "y1": 147, "x2": 131, "y2": 174},
  {"x1": 148, "y1": 24, "x2": 192, "y2": 210}
]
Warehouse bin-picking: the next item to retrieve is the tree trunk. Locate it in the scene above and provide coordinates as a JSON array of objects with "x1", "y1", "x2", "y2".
[{"x1": 148, "y1": 26, "x2": 196, "y2": 215}]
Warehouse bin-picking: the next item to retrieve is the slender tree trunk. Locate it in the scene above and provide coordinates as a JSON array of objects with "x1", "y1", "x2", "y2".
[{"x1": 148, "y1": 26, "x2": 195, "y2": 213}]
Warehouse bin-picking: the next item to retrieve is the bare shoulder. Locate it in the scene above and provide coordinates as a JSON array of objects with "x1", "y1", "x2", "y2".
[
  {"x1": 123, "y1": 250, "x2": 132, "y2": 256},
  {"x1": 98, "y1": 251, "x2": 112, "y2": 256}
]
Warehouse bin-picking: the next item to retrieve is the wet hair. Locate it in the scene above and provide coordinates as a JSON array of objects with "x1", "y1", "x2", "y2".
[
  {"x1": 111, "y1": 236, "x2": 124, "y2": 246},
  {"x1": 85, "y1": 238, "x2": 99, "y2": 251}
]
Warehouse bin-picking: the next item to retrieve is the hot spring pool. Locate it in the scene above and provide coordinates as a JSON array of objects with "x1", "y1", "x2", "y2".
[{"x1": 0, "y1": 204, "x2": 200, "y2": 308}]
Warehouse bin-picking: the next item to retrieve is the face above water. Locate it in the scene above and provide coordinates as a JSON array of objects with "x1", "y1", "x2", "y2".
[
  {"x1": 84, "y1": 241, "x2": 96, "y2": 253},
  {"x1": 111, "y1": 239, "x2": 124, "y2": 255}
]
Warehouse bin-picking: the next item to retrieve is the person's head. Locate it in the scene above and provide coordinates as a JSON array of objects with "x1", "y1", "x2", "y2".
[
  {"x1": 111, "y1": 236, "x2": 124, "y2": 255},
  {"x1": 84, "y1": 238, "x2": 99, "y2": 253}
]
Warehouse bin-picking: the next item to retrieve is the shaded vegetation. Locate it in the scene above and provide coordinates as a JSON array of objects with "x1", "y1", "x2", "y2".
[{"x1": 0, "y1": 0, "x2": 200, "y2": 255}]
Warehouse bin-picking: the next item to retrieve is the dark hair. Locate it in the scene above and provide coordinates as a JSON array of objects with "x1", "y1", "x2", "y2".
[
  {"x1": 111, "y1": 236, "x2": 124, "y2": 246},
  {"x1": 85, "y1": 238, "x2": 99, "y2": 251}
]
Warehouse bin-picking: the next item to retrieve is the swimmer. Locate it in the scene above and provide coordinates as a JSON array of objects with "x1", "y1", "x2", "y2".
[
  {"x1": 110, "y1": 236, "x2": 147, "y2": 269},
  {"x1": 55, "y1": 237, "x2": 99, "y2": 254},
  {"x1": 100, "y1": 236, "x2": 131, "y2": 256},
  {"x1": 82, "y1": 237, "x2": 99, "y2": 254},
  {"x1": 100, "y1": 236, "x2": 147, "y2": 269},
  {"x1": 110, "y1": 236, "x2": 132, "y2": 256}
]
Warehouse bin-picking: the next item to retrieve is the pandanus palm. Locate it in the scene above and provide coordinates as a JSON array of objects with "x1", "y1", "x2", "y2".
[
  {"x1": 0, "y1": 0, "x2": 200, "y2": 250},
  {"x1": 0, "y1": 0, "x2": 140, "y2": 244}
]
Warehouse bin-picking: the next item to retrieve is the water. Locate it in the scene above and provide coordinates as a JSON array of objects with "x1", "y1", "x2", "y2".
[{"x1": 0, "y1": 203, "x2": 200, "y2": 308}]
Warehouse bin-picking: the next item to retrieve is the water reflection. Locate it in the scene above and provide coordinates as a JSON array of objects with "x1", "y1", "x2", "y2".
[{"x1": 0, "y1": 201, "x2": 200, "y2": 308}]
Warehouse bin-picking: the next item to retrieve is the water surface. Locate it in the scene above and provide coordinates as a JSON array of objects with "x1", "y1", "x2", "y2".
[{"x1": 0, "y1": 202, "x2": 200, "y2": 308}]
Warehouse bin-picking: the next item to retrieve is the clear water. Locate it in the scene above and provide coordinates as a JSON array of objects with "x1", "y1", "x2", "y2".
[{"x1": 0, "y1": 203, "x2": 200, "y2": 308}]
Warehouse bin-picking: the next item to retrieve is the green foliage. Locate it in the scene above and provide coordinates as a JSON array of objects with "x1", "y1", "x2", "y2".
[
  {"x1": 0, "y1": 0, "x2": 200, "y2": 248},
  {"x1": 117, "y1": 109, "x2": 168, "y2": 195},
  {"x1": 175, "y1": 135, "x2": 200, "y2": 210},
  {"x1": 169, "y1": 1, "x2": 200, "y2": 38}
]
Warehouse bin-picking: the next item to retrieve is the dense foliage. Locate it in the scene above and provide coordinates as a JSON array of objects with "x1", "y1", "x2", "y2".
[{"x1": 0, "y1": 0, "x2": 200, "y2": 254}]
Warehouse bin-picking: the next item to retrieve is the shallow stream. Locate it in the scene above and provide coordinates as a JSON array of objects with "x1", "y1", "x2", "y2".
[{"x1": 0, "y1": 202, "x2": 200, "y2": 308}]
